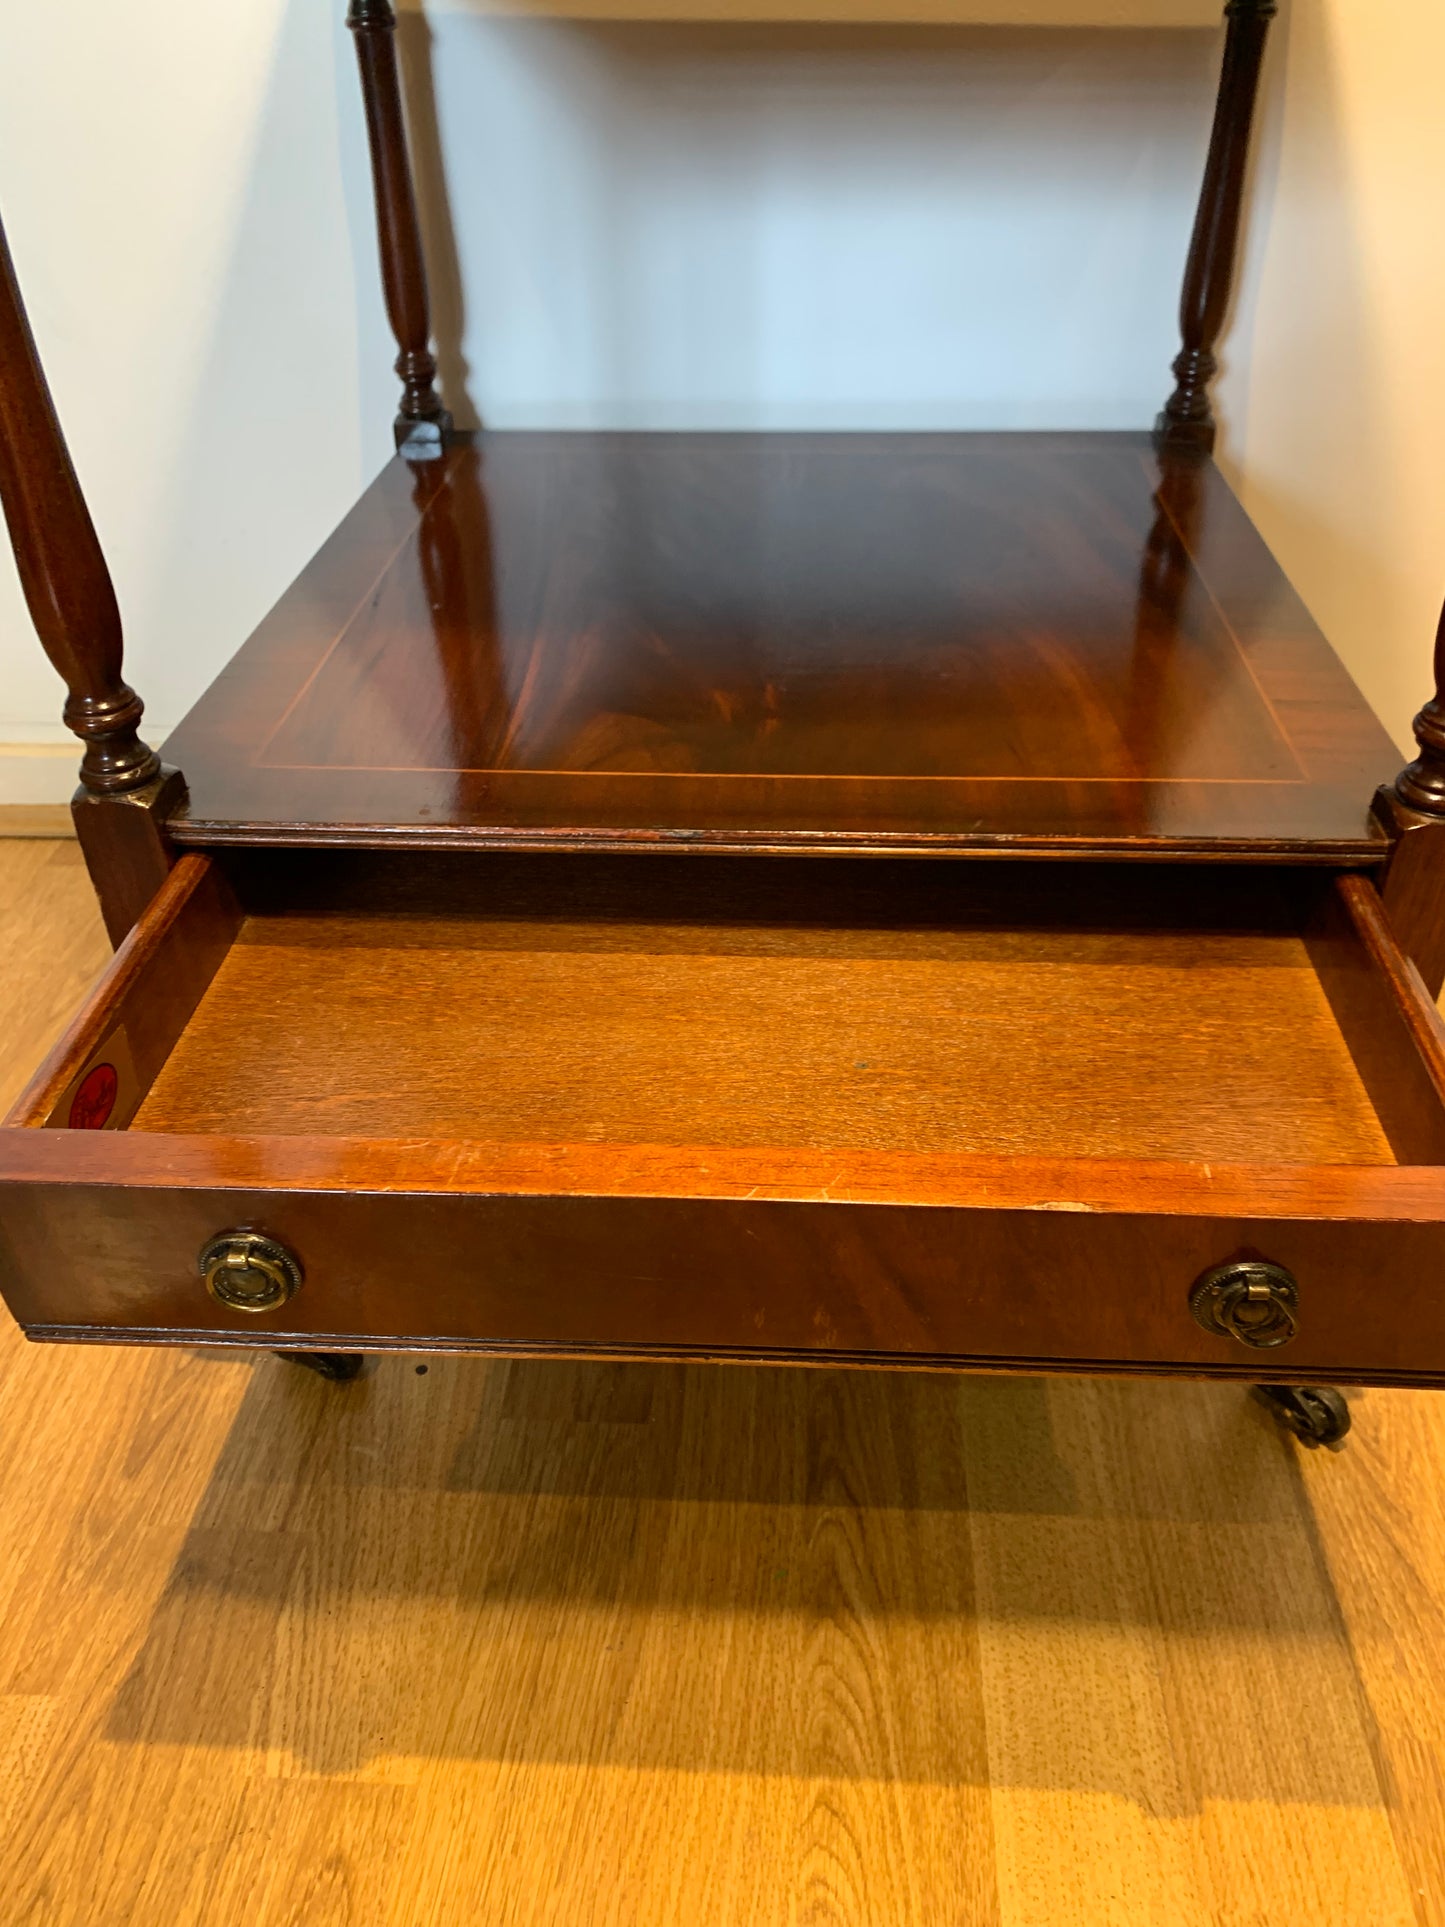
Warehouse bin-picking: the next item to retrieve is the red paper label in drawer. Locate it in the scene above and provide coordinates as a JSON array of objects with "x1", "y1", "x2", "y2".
[{"x1": 47, "y1": 1028, "x2": 141, "y2": 1132}]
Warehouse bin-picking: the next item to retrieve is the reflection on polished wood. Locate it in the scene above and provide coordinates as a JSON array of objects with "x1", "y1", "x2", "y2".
[
  {"x1": 0, "y1": 842, "x2": 1441, "y2": 1926},
  {"x1": 163, "y1": 433, "x2": 1397, "y2": 857}
]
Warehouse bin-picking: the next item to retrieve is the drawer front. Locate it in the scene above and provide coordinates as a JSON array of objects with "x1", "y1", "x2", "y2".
[
  {"x1": 6, "y1": 849, "x2": 1445, "y2": 1385},
  {"x1": 4, "y1": 1175, "x2": 1445, "y2": 1384}
]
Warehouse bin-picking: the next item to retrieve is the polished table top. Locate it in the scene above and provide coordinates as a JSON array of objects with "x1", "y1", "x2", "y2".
[{"x1": 163, "y1": 431, "x2": 1398, "y2": 859}]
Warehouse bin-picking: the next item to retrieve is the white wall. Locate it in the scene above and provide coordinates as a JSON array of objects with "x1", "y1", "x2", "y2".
[
  {"x1": 1217, "y1": 0, "x2": 1445, "y2": 760},
  {"x1": 0, "y1": 0, "x2": 393, "y2": 785},
  {"x1": 424, "y1": 21, "x2": 1214, "y2": 431},
  {"x1": 0, "y1": 0, "x2": 1439, "y2": 797}
]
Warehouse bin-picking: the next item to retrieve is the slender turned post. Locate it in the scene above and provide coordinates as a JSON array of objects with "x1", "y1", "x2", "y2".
[
  {"x1": 0, "y1": 207, "x2": 181, "y2": 944},
  {"x1": 1375, "y1": 597, "x2": 1445, "y2": 996},
  {"x1": 1155, "y1": 0, "x2": 1278, "y2": 455},
  {"x1": 1396, "y1": 601, "x2": 1445, "y2": 817},
  {"x1": 0, "y1": 208, "x2": 159, "y2": 795},
  {"x1": 348, "y1": 0, "x2": 452, "y2": 461}
]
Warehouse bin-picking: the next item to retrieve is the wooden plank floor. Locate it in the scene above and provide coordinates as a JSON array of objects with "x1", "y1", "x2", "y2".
[{"x1": 1, "y1": 838, "x2": 1443, "y2": 1925}]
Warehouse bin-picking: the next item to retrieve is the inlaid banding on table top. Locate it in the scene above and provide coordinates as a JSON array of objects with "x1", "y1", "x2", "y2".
[{"x1": 155, "y1": 433, "x2": 1395, "y2": 851}]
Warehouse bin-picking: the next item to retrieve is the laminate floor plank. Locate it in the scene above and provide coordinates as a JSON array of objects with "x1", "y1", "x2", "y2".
[
  {"x1": 1299, "y1": 1391, "x2": 1445, "y2": 1926},
  {"x1": 0, "y1": 839, "x2": 110, "y2": 1115},
  {"x1": 0, "y1": 838, "x2": 1439, "y2": 1925}
]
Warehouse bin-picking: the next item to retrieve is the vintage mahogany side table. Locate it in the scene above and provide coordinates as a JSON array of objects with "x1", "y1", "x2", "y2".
[{"x1": 2, "y1": 1, "x2": 1444, "y2": 1453}]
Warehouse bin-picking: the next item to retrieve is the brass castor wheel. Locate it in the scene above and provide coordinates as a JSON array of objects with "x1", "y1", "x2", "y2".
[
  {"x1": 274, "y1": 1350, "x2": 365, "y2": 1383},
  {"x1": 1251, "y1": 1384, "x2": 1351, "y2": 1450}
]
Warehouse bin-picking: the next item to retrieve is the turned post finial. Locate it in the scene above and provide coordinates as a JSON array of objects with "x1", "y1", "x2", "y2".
[
  {"x1": 0, "y1": 207, "x2": 160, "y2": 796},
  {"x1": 1395, "y1": 600, "x2": 1445, "y2": 816},
  {"x1": 347, "y1": 0, "x2": 452, "y2": 460},
  {"x1": 1155, "y1": 0, "x2": 1279, "y2": 455}
]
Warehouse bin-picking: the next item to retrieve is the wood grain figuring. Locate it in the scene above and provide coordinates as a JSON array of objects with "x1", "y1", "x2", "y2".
[
  {"x1": 130, "y1": 905, "x2": 1389, "y2": 1165},
  {"x1": 0, "y1": 843, "x2": 1440, "y2": 1927},
  {"x1": 9, "y1": 1128, "x2": 1445, "y2": 1218},
  {"x1": 14, "y1": 1151, "x2": 1445, "y2": 1380},
  {"x1": 114, "y1": 855, "x2": 1385, "y2": 1163},
  {"x1": 160, "y1": 434, "x2": 1399, "y2": 857}
]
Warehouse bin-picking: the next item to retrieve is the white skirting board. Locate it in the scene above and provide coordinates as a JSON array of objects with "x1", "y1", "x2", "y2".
[{"x1": 0, "y1": 745, "x2": 79, "y2": 807}]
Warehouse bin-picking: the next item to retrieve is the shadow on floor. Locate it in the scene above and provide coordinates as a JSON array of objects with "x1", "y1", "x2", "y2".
[{"x1": 102, "y1": 1353, "x2": 1374, "y2": 1808}]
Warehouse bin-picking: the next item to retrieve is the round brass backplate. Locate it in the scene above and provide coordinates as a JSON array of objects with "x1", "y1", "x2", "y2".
[
  {"x1": 199, "y1": 1231, "x2": 303, "y2": 1314},
  {"x1": 1189, "y1": 1259, "x2": 1300, "y2": 1350}
]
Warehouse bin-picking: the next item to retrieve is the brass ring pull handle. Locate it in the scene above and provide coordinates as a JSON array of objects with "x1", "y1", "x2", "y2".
[
  {"x1": 199, "y1": 1232, "x2": 303, "y2": 1314},
  {"x1": 1190, "y1": 1260, "x2": 1300, "y2": 1350}
]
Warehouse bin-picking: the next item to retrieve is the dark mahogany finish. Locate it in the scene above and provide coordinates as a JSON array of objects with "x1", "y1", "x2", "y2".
[
  {"x1": 1156, "y1": 0, "x2": 1278, "y2": 454},
  {"x1": 1375, "y1": 597, "x2": 1445, "y2": 995},
  {"x1": 160, "y1": 433, "x2": 1398, "y2": 859},
  {"x1": 1396, "y1": 598, "x2": 1445, "y2": 815},
  {"x1": 1306, "y1": 872, "x2": 1445, "y2": 1165},
  {"x1": 347, "y1": 0, "x2": 452, "y2": 459},
  {"x1": 10, "y1": 1141, "x2": 1445, "y2": 1390},
  {"x1": 5, "y1": 0, "x2": 1445, "y2": 1418},
  {"x1": 65, "y1": 775, "x2": 187, "y2": 951},
  {"x1": 4, "y1": 848, "x2": 1445, "y2": 1389},
  {"x1": 0, "y1": 207, "x2": 181, "y2": 943},
  {"x1": 0, "y1": 210, "x2": 158, "y2": 798}
]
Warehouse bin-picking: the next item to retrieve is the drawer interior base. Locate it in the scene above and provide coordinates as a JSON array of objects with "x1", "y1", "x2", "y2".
[{"x1": 118, "y1": 855, "x2": 1394, "y2": 1165}]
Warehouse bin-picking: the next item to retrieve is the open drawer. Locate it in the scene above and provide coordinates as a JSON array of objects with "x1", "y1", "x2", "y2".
[{"x1": 3, "y1": 850, "x2": 1445, "y2": 1387}]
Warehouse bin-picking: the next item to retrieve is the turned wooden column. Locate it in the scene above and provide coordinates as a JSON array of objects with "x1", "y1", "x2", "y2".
[
  {"x1": 1376, "y1": 599, "x2": 1445, "y2": 996},
  {"x1": 348, "y1": 0, "x2": 452, "y2": 460},
  {"x1": 0, "y1": 206, "x2": 181, "y2": 944},
  {"x1": 1155, "y1": 0, "x2": 1278, "y2": 455},
  {"x1": 1395, "y1": 603, "x2": 1445, "y2": 818}
]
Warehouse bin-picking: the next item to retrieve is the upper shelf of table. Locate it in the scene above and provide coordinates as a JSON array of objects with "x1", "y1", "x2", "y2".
[
  {"x1": 402, "y1": 0, "x2": 1225, "y2": 22},
  {"x1": 397, "y1": 1, "x2": 1222, "y2": 23},
  {"x1": 160, "y1": 430, "x2": 1398, "y2": 862}
]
